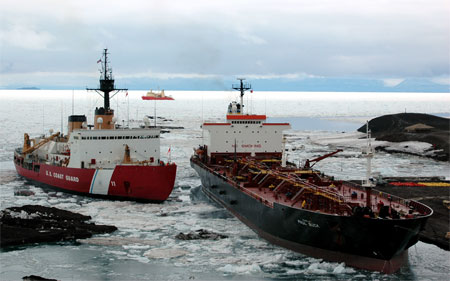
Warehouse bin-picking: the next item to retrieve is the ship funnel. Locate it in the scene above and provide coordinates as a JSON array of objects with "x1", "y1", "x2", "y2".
[{"x1": 68, "y1": 115, "x2": 87, "y2": 134}]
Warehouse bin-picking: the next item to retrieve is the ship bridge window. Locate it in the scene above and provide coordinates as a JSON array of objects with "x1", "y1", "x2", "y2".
[
  {"x1": 101, "y1": 136, "x2": 106, "y2": 140},
  {"x1": 74, "y1": 136, "x2": 79, "y2": 140},
  {"x1": 81, "y1": 137, "x2": 86, "y2": 140},
  {"x1": 93, "y1": 136, "x2": 98, "y2": 140}
]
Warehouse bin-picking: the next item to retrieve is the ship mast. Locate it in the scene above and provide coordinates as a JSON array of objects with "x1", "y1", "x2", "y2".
[
  {"x1": 232, "y1": 78, "x2": 251, "y2": 115},
  {"x1": 362, "y1": 120, "x2": 374, "y2": 208},
  {"x1": 87, "y1": 49, "x2": 127, "y2": 129},
  {"x1": 362, "y1": 121, "x2": 374, "y2": 187}
]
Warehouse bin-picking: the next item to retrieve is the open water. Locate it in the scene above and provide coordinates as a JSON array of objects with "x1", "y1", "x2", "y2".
[{"x1": 0, "y1": 90, "x2": 449, "y2": 280}]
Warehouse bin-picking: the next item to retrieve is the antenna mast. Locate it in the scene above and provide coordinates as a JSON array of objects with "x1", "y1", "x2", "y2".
[
  {"x1": 232, "y1": 78, "x2": 251, "y2": 115},
  {"x1": 86, "y1": 49, "x2": 128, "y2": 130},
  {"x1": 87, "y1": 48, "x2": 127, "y2": 111}
]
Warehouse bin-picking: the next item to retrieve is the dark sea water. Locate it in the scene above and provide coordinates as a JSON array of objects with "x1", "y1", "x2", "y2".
[{"x1": 1, "y1": 90, "x2": 449, "y2": 280}]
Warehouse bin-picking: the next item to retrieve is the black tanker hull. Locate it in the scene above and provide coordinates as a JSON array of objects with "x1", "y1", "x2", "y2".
[{"x1": 191, "y1": 159, "x2": 429, "y2": 273}]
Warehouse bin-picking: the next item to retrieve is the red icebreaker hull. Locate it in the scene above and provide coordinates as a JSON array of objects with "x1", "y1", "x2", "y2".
[{"x1": 15, "y1": 162, "x2": 177, "y2": 202}]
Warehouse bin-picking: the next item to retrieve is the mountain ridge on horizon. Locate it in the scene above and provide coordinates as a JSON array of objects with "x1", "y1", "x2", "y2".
[{"x1": 2, "y1": 77, "x2": 449, "y2": 93}]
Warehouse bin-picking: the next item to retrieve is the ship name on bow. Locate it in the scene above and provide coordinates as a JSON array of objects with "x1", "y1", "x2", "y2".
[{"x1": 297, "y1": 219, "x2": 320, "y2": 228}]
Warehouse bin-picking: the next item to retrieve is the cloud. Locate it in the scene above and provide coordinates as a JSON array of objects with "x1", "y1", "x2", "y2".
[
  {"x1": 243, "y1": 73, "x2": 320, "y2": 80},
  {"x1": 0, "y1": 0, "x2": 449, "y2": 89},
  {"x1": 430, "y1": 76, "x2": 450, "y2": 85},
  {"x1": 0, "y1": 71, "x2": 96, "y2": 87},
  {"x1": 0, "y1": 24, "x2": 55, "y2": 50},
  {"x1": 118, "y1": 71, "x2": 219, "y2": 80},
  {"x1": 383, "y1": 78, "x2": 405, "y2": 87}
]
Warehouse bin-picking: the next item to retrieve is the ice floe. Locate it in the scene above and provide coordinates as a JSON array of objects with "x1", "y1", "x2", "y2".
[{"x1": 144, "y1": 248, "x2": 189, "y2": 259}]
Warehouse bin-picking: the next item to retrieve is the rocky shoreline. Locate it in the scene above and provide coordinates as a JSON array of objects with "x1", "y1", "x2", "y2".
[
  {"x1": 358, "y1": 113, "x2": 449, "y2": 161},
  {"x1": 0, "y1": 205, "x2": 117, "y2": 248}
]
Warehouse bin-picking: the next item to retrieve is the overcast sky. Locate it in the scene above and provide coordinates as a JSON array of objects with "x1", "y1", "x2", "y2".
[{"x1": 0, "y1": 0, "x2": 449, "y2": 89}]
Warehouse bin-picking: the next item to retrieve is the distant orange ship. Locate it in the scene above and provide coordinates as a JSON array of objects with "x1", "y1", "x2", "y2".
[{"x1": 142, "y1": 89, "x2": 174, "y2": 100}]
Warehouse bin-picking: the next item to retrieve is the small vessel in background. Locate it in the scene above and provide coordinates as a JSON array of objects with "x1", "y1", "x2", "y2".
[
  {"x1": 190, "y1": 78, "x2": 432, "y2": 273},
  {"x1": 14, "y1": 49, "x2": 177, "y2": 202},
  {"x1": 142, "y1": 89, "x2": 174, "y2": 100}
]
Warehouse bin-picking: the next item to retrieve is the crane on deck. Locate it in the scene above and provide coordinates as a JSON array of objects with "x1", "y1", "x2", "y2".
[
  {"x1": 304, "y1": 149, "x2": 343, "y2": 168},
  {"x1": 22, "y1": 132, "x2": 60, "y2": 155}
]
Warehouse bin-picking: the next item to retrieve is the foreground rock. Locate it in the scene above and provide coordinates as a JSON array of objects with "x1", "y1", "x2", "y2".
[
  {"x1": 175, "y1": 229, "x2": 228, "y2": 240},
  {"x1": 358, "y1": 113, "x2": 449, "y2": 161},
  {"x1": 0, "y1": 205, "x2": 117, "y2": 248}
]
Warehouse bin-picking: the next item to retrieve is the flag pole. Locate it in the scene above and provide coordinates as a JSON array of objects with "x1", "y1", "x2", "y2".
[{"x1": 168, "y1": 146, "x2": 171, "y2": 163}]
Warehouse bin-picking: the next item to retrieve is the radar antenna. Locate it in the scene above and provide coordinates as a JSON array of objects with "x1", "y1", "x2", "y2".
[
  {"x1": 87, "y1": 49, "x2": 127, "y2": 111},
  {"x1": 232, "y1": 78, "x2": 251, "y2": 115}
]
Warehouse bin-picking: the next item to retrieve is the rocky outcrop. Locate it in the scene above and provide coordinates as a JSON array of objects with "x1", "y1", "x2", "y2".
[
  {"x1": 0, "y1": 205, "x2": 117, "y2": 248},
  {"x1": 358, "y1": 113, "x2": 449, "y2": 161}
]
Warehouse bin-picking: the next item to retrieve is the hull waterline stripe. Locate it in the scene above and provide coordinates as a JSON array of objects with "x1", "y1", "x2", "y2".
[{"x1": 89, "y1": 170, "x2": 99, "y2": 194}]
